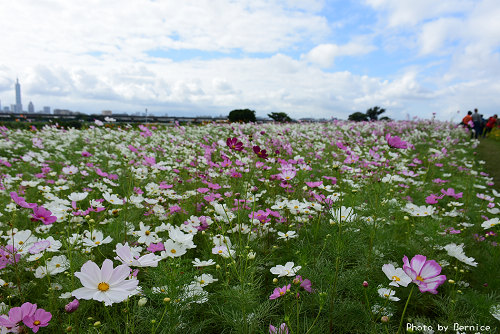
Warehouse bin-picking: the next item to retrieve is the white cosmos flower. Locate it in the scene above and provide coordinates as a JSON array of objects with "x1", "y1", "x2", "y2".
[
  {"x1": 277, "y1": 231, "x2": 298, "y2": 240},
  {"x1": 160, "y1": 239, "x2": 187, "y2": 258},
  {"x1": 103, "y1": 192, "x2": 123, "y2": 205},
  {"x1": 330, "y1": 206, "x2": 357, "y2": 223},
  {"x1": 443, "y1": 243, "x2": 478, "y2": 267},
  {"x1": 270, "y1": 262, "x2": 301, "y2": 277},
  {"x1": 378, "y1": 288, "x2": 400, "y2": 301},
  {"x1": 72, "y1": 259, "x2": 139, "y2": 306},
  {"x1": 115, "y1": 243, "x2": 159, "y2": 267},
  {"x1": 382, "y1": 264, "x2": 412, "y2": 287},
  {"x1": 481, "y1": 218, "x2": 499, "y2": 229},
  {"x1": 68, "y1": 192, "x2": 88, "y2": 202},
  {"x1": 192, "y1": 258, "x2": 215, "y2": 267},
  {"x1": 34, "y1": 255, "x2": 70, "y2": 278},
  {"x1": 192, "y1": 274, "x2": 218, "y2": 287}
]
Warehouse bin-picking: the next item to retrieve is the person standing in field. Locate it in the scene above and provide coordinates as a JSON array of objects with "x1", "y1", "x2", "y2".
[
  {"x1": 484, "y1": 114, "x2": 498, "y2": 138},
  {"x1": 462, "y1": 111, "x2": 472, "y2": 128},
  {"x1": 471, "y1": 109, "x2": 481, "y2": 139}
]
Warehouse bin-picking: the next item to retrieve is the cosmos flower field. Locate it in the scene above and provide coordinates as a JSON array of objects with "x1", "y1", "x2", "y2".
[{"x1": 0, "y1": 120, "x2": 498, "y2": 333}]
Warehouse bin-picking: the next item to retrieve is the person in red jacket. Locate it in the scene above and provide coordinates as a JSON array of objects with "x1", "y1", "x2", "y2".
[{"x1": 484, "y1": 114, "x2": 498, "y2": 138}]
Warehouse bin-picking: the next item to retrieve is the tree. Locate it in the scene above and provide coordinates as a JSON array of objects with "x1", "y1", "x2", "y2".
[
  {"x1": 228, "y1": 109, "x2": 256, "y2": 123},
  {"x1": 365, "y1": 106, "x2": 386, "y2": 121},
  {"x1": 348, "y1": 112, "x2": 368, "y2": 122},
  {"x1": 268, "y1": 112, "x2": 292, "y2": 122}
]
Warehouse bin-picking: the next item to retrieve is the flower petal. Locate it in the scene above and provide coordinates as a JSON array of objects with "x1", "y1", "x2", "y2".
[
  {"x1": 419, "y1": 260, "x2": 442, "y2": 279},
  {"x1": 100, "y1": 259, "x2": 115, "y2": 283},
  {"x1": 109, "y1": 264, "x2": 131, "y2": 286},
  {"x1": 410, "y1": 255, "x2": 427, "y2": 275}
]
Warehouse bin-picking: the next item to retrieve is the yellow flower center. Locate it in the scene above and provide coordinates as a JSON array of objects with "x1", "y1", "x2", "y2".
[
  {"x1": 95, "y1": 241, "x2": 101, "y2": 245},
  {"x1": 145, "y1": 230, "x2": 150, "y2": 236},
  {"x1": 98, "y1": 282, "x2": 110, "y2": 291},
  {"x1": 34, "y1": 320, "x2": 41, "y2": 326},
  {"x1": 170, "y1": 249, "x2": 176, "y2": 254},
  {"x1": 416, "y1": 275, "x2": 424, "y2": 282},
  {"x1": 218, "y1": 250, "x2": 223, "y2": 254},
  {"x1": 56, "y1": 264, "x2": 61, "y2": 267},
  {"x1": 200, "y1": 280, "x2": 205, "y2": 284},
  {"x1": 392, "y1": 275, "x2": 400, "y2": 281}
]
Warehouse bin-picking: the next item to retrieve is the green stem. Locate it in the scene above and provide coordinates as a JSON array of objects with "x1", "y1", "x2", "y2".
[{"x1": 397, "y1": 285, "x2": 414, "y2": 334}]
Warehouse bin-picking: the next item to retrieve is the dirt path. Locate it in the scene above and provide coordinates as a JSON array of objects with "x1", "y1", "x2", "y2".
[{"x1": 476, "y1": 137, "x2": 500, "y2": 192}]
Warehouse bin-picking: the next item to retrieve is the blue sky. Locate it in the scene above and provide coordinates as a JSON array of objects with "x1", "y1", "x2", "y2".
[{"x1": 0, "y1": 0, "x2": 499, "y2": 121}]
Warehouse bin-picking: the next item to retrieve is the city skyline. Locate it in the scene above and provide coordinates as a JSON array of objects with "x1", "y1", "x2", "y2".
[
  {"x1": 0, "y1": 79, "x2": 50, "y2": 114},
  {"x1": 1, "y1": 1, "x2": 499, "y2": 121}
]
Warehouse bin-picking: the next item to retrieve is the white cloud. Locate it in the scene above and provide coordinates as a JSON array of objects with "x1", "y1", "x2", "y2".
[
  {"x1": 365, "y1": 0, "x2": 474, "y2": 27},
  {"x1": 0, "y1": 0, "x2": 499, "y2": 121},
  {"x1": 303, "y1": 39, "x2": 376, "y2": 68}
]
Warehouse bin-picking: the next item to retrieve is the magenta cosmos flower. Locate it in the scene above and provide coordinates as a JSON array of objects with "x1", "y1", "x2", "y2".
[
  {"x1": 23, "y1": 308, "x2": 52, "y2": 333},
  {"x1": 386, "y1": 134, "x2": 409, "y2": 149},
  {"x1": 30, "y1": 206, "x2": 57, "y2": 225},
  {"x1": 252, "y1": 145, "x2": 269, "y2": 160},
  {"x1": 226, "y1": 137, "x2": 244, "y2": 151},
  {"x1": 269, "y1": 284, "x2": 291, "y2": 300},
  {"x1": 269, "y1": 323, "x2": 289, "y2": 334},
  {"x1": 72, "y1": 259, "x2": 139, "y2": 306},
  {"x1": 0, "y1": 302, "x2": 52, "y2": 333},
  {"x1": 10, "y1": 192, "x2": 37, "y2": 209},
  {"x1": 402, "y1": 255, "x2": 446, "y2": 294}
]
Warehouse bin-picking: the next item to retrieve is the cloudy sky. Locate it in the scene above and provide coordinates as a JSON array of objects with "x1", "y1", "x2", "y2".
[{"x1": 1, "y1": 0, "x2": 499, "y2": 121}]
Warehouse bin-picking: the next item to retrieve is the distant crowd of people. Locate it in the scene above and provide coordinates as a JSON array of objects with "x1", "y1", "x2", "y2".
[{"x1": 461, "y1": 109, "x2": 498, "y2": 139}]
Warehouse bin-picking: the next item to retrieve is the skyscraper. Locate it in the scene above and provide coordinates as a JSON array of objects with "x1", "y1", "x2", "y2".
[
  {"x1": 15, "y1": 78, "x2": 22, "y2": 113},
  {"x1": 28, "y1": 101, "x2": 34, "y2": 113}
]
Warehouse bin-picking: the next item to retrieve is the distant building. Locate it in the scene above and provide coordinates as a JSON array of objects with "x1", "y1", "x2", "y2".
[
  {"x1": 11, "y1": 104, "x2": 16, "y2": 112},
  {"x1": 28, "y1": 101, "x2": 34, "y2": 113},
  {"x1": 53, "y1": 109, "x2": 73, "y2": 115},
  {"x1": 15, "y1": 79, "x2": 22, "y2": 113},
  {"x1": 43, "y1": 106, "x2": 51, "y2": 114},
  {"x1": 102, "y1": 110, "x2": 112, "y2": 116},
  {"x1": 3, "y1": 107, "x2": 9, "y2": 113}
]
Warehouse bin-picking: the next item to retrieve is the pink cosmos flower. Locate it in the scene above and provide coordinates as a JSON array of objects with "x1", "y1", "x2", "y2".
[
  {"x1": 278, "y1": 169, "x2": 296, "y2": 181},
  {"x1": 269, "y1": 323, "x2": 289, "y2": 334},
  {"x1": 72, "y1": 259, "x2": 139, "y2": 306},
  {"x1": 0, "y1": 245, "x2": 21, "y2": 270},
  {"x1": 386, "y1": 134, "x2": 409, "y2": 149},
  {"x1": 23, "y1": 308, "x2": 52, "y2": 333},
  {"x1": 30, "y1": 206, "x2": 58, "y2": 225},
  {"x1": 0, "y1": 302, "x2": 51, "y2": 333},
  {"x1": 402, "y1": 255, "x2": 446, "y2": 294},
  {"x1": 226, "y1": 137, "x2": 244, "y2": 151},
  {"x1": 440, "y1": 188, "x2": 463, "y2": 199},
  {"x1": 10, "y1": 192, "x2": 37, "y2": 209},
  {"x1": 28, "y1": 240, "x2": 51, "y2": 254},
  {"x1": 305, "y1": 181, "x2": 323, "y2": 187},
  {"x1": 147, "y1": 242, "x2": 165, "y2": 253},
  {"x1": 269, "y1": 284, "x2": 291, "y2": 300}
]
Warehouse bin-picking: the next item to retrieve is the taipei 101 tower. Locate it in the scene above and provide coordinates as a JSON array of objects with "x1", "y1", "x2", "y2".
[{"x1": 15, "y1": 78, "x2": 22, "y2": 113}]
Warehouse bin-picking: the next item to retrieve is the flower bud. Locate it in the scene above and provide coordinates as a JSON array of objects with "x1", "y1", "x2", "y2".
[
  {"x1": 273, "y1": 278, "x2": 278, "y2": 284},
  {"x1": 381, "y1": 316, "x2": 389, "y2": 323},
  {"x1": 163, "y1": 297, "x2": 171, "y2": 303},
  {"x1": 362, "y1": 281, "x2": 369, "y2": 288},
  {"x1": 65, "y1": 299, "x2": 79, "y2": 313},
  {"x1": 138, "y1": 297, "x2": 147, "y2": 307},
  {"x1": 93, "y1": 321, "x2": 101, "y2": 327}
]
